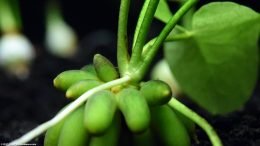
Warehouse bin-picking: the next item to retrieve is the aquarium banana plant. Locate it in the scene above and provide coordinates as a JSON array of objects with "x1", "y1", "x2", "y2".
[{"x1": 8, "y1": 0, "x2": 259, "y2": 146}]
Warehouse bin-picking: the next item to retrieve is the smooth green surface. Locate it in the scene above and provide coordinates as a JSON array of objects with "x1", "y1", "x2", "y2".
[
  {"x1": 81, "y1": 64, "x2": 97, "y2": 76},
  {"x1": 94, "y1": 54, "x2": 119, "y2": 82},
  {"x1": 84, "y1": 90, "x2": 117, "y2": 135},
  {"x1": 154, "y1": 0, "x2": 172, "y2": 23},
  {"x1": 54, "y1": 70, "x2": 99, "y2": 91},
  {"x1": 165, "y1": 2, "x2": 260, "y2": 114},
  {"x1": 66, "y1": 79, "x2": 103, "y2": 99},
  {"x1": 117, "y1": 88, "x2": 150, "y2": 133},
  {"x1": 151, "y1": 105, "x2": 190, "y2": 146},
  {"x1": 58, "y1": 106, "x2": 88, "y2": 146},
  {"x1": 88, "y1": 114, "x2": 120, "y2": 146},
  {"x1": 44, "y1": 120, "x2": 65, "y2": 146},
  {"x1": 44, "y1": 106, "x2": 68, "y2": 146},
  {"x1": 140, "y1": 80, "x2": 172, "y2": 106}
]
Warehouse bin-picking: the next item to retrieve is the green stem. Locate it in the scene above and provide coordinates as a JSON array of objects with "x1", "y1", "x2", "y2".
[
  {"x1": 175, "y1": 25, "x2": 190, "y2": 33},
  {"x1": 168, "y1": 98, "x2": 223, "y2": 146},
  {"x1": 182, "y1": 7, "x2": 195, "y2": 29},
  {"x1": 132, "y1": 0, "x2": 197, "y2": 82},
  {"x1": 132, "y1": 0, "x2": 151, "y2": 46},
  {"x1": 117, "y1": 0, "x2": 131, "y2": 76},
  {"x1": 130, "y1": 0, "x2": 159, "y2": 67},
  {"x1": 166, "y1": 31, "x2": 193, "y2": 41},
  {"x1": 0, "y1": 0, "x2": 21, "y2": 33},
  {"x1": 8, "y1": 76, "x2": 131, "y2": 145},
  {"x1": 142, "y1": 31, "x2": 193, "y2": 56}
]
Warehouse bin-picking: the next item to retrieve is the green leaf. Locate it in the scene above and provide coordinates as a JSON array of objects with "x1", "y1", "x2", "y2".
[
  {"x1": 165, "y1": 2, "x2": 260, "y2": 114},
  {"x1": 154, "y1": 0, "x2": 173, "y2": 23}
]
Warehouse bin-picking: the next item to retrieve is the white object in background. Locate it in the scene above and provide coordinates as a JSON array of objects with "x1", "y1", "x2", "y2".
[
  {"x1": 0, "y1": 33, "x2": 35, "y2": 79},
  {"x1": 46, "y1": 20, "x2": 77, "y2": 58},
  {"x1": 151, "y1": 59, "x2": 182, "y2": 97}
]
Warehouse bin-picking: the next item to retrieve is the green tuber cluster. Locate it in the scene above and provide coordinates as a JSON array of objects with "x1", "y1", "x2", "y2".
[{"x1": 45, "y1": 54, "x2": 195, "y2": 146}]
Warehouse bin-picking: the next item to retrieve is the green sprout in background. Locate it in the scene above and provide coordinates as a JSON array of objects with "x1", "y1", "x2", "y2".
[
  {"x1": 0, "y1": 0, "x2": 35, "y2": 80},
  {"x1": 6, "y1": 0, "x2": 260, "y2": 146},
  {"x1": 45, "y1": 0, "x2": 78, "y2": 59}
]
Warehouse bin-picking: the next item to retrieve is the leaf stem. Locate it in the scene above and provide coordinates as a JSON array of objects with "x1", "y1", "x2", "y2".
[
  {"x1": 133, "y1": 0, "x2": 197, "y2": 82},
  {"x1": 180, "y1": 0, "x2": 195, "y2": 29},
  {"x1": 130, "y1": 0, "x2": 159, "y2": 67},
  {"x1": 142, "y1": 31, "x2": 193, "y2": 56},
  {"x1": 132, "y1": 0, "x2": 151, "y2": 46},
  {"x1": 168, "y1": 98, "x2": 223, "y2": 146},
  {"x1": 175, "y1": 25, "x2": 190, "y2": 33},
  {"x1": 8, "y1": 76, "x2": 131, "y2": 146},
  {"x1": 117, "y1": 0, "x2": 131, "y2": 76}
]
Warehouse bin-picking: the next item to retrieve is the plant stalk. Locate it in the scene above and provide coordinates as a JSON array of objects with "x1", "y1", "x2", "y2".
[
  {"x1": 168, "y1": 98, "x2": 223, "y2": 146},
  {"x1": 142, "y1": 30, "x2": 193, "y2": 56},
  {"x1": 180, "y1": 0, "x2": 195, "y2": 29},
  {"x1": 117, "y1": 0, "x2": 131, "y2": 76},
  {"x1": 8, "y1": 76, "x2": 131, "y2": 146},
  {"x1": 130, "y1": 0, "x2": 159, "y2": 67},
  {"x1": 133, "y1": 0, "x2": 197, "y2": 82}
]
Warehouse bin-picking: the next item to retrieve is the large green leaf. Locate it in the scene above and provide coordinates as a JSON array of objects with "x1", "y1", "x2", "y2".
[
  {"x1": 165, "y1": 2, "x2": 260, "y2": 114},
  {"x1": 155, "y1": 0, "x2": 172, "y2": 23}
]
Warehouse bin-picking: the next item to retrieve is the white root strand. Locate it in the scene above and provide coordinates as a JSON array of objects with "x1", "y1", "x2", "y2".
[{"x1": 8, "y1": 76, "x2": 131, "y2": 146}]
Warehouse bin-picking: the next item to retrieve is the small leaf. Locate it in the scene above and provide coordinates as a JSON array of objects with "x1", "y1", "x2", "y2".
[
  {"x1": 155, "y1": 0, "x2": 173, "y2": 23},
  {"x1": 165, "y1": 2, "x2": 260, "y2": 114}
]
